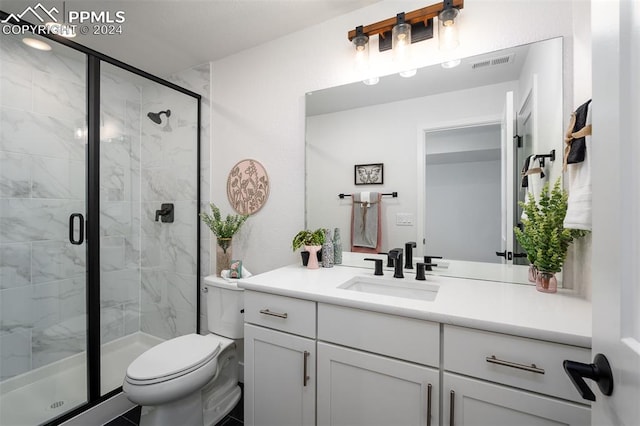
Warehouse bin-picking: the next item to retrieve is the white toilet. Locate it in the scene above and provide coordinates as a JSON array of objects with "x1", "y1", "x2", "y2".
[{"x1": 123, "y1": 276, "x2": 244, "y2": 426}]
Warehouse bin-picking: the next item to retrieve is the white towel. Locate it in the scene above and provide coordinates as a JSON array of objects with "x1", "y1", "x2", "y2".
[
  {"x1": 563, "y1": 106, "x2": 592, "y2": 230},
  {"x1": 521, "y1": 155, "x2": 547, "y2": 220}
]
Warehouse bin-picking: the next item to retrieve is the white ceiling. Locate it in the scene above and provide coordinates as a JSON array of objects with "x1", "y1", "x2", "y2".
[
  {"x1": 1, "y1": 0, "x2": 381, "y2": 76},
  {"x1": 306, "y1": 43, "x2": 532, "y2": 116}
]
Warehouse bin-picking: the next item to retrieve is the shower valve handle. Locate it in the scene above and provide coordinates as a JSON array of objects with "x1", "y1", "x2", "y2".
[{"x1": 155, "y1": 203, "x2": 174, "y2": 223}]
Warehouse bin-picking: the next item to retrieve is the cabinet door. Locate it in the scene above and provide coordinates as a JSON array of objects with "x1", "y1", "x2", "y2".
[
  {"x1": 244, "y1": 324, "x2": 315, "y2": 426},
  {"x1": 443, "y1": 373, "x2": 590, "y2": 426},
  {"x1": 317, "y1": 342, "x2": 439, "y2": 426}
]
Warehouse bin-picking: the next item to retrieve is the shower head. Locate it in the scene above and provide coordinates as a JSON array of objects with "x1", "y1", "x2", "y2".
[{"x1": 147, "y1": 109, "x2": 171, "y2": 124}]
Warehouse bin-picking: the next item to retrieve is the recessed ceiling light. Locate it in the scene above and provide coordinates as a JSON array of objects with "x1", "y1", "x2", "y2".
[
  {"x1": 399, "y1": 69, "x2": 417, "y2": 78},
  {"x1": 22, "y1": 37, "x2": 52, "y2": 51},
  {"x1": 363, "y1": 77, "x2": 380, "y2": 86},
  {"x1": 441, "y1": 59, "x2": 461, "y2": 69}
]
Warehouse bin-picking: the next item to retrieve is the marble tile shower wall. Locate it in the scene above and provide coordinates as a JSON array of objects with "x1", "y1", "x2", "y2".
[
  {"x1": 99, "y1": 67, "x2": 144, "y2": 346},
  {"x1": 0, "y1": 37, "x2": 88, "y2": 380},
  {"x1": 168, "y1": 63, "x2": 211, "y2": 333},
  {"x1": 138, "y1": 75, "x2": 201, "y2": 340}
]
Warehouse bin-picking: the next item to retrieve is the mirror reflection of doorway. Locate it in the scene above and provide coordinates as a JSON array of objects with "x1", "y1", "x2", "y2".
[
  {"x1": 514, "y1": 91, "x2": 536, "y2": 265},
  {"x1": 424, "y1": 124, "x2": 502, "y2": 263}
]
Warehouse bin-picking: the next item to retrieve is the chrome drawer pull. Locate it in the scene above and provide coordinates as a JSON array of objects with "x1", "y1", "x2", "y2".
[
  {"x1": 259, "y1": 309, "x2": 288, "y2": 319},
  {"x1": 486, "y1": 355, "x2": 545, "y2": 374}
]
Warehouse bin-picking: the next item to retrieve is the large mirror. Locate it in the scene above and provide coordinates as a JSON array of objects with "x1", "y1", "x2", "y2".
[{"x1": 305, "y1": 38, "x2": 563, "y2": 284}]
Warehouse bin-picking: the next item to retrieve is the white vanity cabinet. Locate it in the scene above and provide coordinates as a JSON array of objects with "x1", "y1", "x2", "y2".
[
  {"x1": 243, "y1": 291, "x2": 317, "y2": 426},
  {"x1": 442, "y1": 325, "x2": 591, "y2": 426},
  {"x1": 317, "y1": 304, "x2": 440, "y2": 426}
]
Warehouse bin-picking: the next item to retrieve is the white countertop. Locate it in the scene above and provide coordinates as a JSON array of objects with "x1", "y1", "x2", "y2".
[{"x1": 238, "y1": 262, "x2": 592, "y2": 348}]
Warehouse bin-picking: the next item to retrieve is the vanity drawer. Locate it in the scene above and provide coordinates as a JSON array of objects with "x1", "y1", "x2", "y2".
[
  {"x1": 244, "y1": 291, "x2": 316, "y2": 338},
  {"x1": 318, "y1": 304, "x2": 439, "y2": 367},
  {"x1": 443, "y1": 325, "x2": 591, "y2": 404}
]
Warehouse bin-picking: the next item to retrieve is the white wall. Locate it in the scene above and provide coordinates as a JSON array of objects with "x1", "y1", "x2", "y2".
[
  {"x1": 517, "y1": 38, "x2": 564, "y2": 186},
  {"x1": 211, "y1": 0, "x2": 584, "y2": 275}
]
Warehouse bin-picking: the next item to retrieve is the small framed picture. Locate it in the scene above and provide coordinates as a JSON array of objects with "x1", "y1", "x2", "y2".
[{"x1": 354, "y1": 163, "x2": 384, "y2": 185}]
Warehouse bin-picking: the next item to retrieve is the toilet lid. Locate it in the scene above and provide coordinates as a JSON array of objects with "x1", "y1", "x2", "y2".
[{"x1": 126, "y1": 334, "x2": 223, "y2": 382}]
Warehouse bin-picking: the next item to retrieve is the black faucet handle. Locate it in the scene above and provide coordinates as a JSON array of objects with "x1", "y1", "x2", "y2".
[
  {"x1": 415, "y1": 263, "x2": 426, "y2": 280},
  {"x1": 423, "y1": 255, "x2": 443, "y2": 269},
  {"x1": 364, "y1": 258, "x2": 384, "y2": 276}
]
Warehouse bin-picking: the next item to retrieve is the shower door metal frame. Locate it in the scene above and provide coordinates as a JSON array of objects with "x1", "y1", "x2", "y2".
[{"x1": 0, "y1": 11, "x2": 203, "y2": 425}]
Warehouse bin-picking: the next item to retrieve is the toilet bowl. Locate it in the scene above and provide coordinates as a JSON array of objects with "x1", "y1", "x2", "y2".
[{"x1": 123, "y1": 276, "x2": 244, "y2": 426}]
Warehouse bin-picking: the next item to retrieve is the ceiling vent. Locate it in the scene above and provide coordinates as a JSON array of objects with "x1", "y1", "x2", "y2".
[{"x1": 471, "y1": 54, "x2": 515, "y2": 69}]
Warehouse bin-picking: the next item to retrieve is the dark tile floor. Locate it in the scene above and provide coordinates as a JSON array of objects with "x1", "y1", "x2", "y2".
[{"x1": 105, "y1": 385, "x2": 243, "y2": 426}]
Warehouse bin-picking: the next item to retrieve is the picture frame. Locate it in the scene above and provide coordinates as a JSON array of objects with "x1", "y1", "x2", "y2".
[{"x1": 354, "y1": 163, "x2": 384, "y2": 185}]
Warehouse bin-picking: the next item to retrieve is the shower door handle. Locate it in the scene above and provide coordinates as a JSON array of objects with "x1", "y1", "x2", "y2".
[{"x1": 69, "y1": 213, "x2": 85, "y2": 245}]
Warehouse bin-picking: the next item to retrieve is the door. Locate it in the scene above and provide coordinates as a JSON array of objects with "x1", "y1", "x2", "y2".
[
  {"x1": 317, "y1": 342, "x2": 439, "y2": 426},
  {"x1": 0, "y1": 32, "x2": 89, "y2": 426},
  {"x1": 244, "y1": 324, "x2": 315, "y2": 426},
  {"x1": 588, "y1": 0, "x2": 640, "y2": 424},
  {"x1": 443, "y1": 373, "x2": 590, "y2": 426},
  {"x1": 514, "y1": 83, "x2": 536, "y2": 265},
  {"x1": 500, "y1": 91, "x2": 516, "y2": 264}
]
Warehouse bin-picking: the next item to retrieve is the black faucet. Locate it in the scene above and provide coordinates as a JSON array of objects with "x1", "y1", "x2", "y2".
[
  {"x1": 388, "y1": 249, "x2": 404, "y2": 278},
  {"x1": 404, "y1": 241, "x2": 416, "y2": 269},
  {"x1": 424, "y1": 255, "x2": 443, "y2": 271},
  {"x1": 364, "y1": 258, "x2": 384, "y2": 276}
]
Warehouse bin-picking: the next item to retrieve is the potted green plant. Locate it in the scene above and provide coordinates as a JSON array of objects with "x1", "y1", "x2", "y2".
[
  {"x1": 200, "y1": 203, "x2": 249, "y2": 276},
  {"x1": 514, "y1": 179, "x2": 588, "y2": 292},
  {"x1": 292, "y1": 229, "x2": 325, "y2": 269}
]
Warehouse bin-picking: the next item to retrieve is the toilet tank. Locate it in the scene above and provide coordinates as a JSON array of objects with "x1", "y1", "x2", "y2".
[{"x1": 204, "y1": 275, "x2": 244, "y2": 339}]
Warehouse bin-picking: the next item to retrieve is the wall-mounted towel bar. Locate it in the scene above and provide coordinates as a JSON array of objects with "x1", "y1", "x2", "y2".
[
  {"x1": 534, "y1": 149, "x2": 556, "y2": 167},
  {"x1": 338, "y1": 192, "x2": 398, "y2": 199}
]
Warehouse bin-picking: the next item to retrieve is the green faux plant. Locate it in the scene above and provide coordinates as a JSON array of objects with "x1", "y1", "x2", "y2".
[
  {"x1": 292, "y1": 229, "x2": 325, "y2": 251},
  {"x1": 514, "y1": 179, "x2": 588, "y2": 273},
  {"x1": 200, "y1": 203, "x2": 249, "y2": 252}
]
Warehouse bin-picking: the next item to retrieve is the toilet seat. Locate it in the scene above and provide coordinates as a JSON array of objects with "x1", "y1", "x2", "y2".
[{"x1": 125, "y1": 334, "x2": 228, "y2": 385}]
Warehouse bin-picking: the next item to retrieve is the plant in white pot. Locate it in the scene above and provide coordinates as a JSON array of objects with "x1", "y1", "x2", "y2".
[
  {"x1": 200, "y1": 203, "x2": 249, "y2": 276},
  {"x1": 514, "y1": 179, "x2": 588, "y2": 292}
]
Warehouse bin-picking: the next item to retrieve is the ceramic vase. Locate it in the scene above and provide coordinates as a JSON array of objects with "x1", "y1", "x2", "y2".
[
  {"x1": 536, "y1": 271, "x2": 558, "y2": 293},
  {"x1": 305, "y1": 245, "x2": 321, "y2": 269},
  {"x1": 322, "y1": 229, "x2": 334, "y2": 268},
  {"x1": 333, "y1": 227, "x2": 342, "y2": 265},
  {"x1": 216, "y1": 237, "x2": 232, "y2": 277}
]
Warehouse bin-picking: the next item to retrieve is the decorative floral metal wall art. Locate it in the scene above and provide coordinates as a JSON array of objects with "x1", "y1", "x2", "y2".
[{"x1": 227, "y1": 159, "x2": 270, "y2": 215}]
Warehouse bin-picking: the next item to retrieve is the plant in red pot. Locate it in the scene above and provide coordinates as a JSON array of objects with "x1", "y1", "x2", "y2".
[{"x1": 515, "y1": 179, "x2": 588, "y2": 293}]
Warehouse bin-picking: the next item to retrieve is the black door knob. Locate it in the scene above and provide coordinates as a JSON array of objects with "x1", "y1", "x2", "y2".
[{"x1": 563, "y1": 353, "x2": 614, "y2": 401}]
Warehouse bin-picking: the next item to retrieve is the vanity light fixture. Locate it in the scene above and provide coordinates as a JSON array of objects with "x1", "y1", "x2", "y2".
[
  {"x1": 347, "y1": 0, "x2": 464, "y2": 53},
  {"x1": 438, "y1": 0, "x2": 460, "y2": 50},
  {"x1": 352, "y1": 25, "x2": 370, "y2": 75},
  {"x1": 392, "y1": 13, "x2": 412, "y2": 62}
]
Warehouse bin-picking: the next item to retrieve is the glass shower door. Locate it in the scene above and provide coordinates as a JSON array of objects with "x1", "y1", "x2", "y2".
[
  {"x1": 0, "y1": 32, "x2": 89, "y2": 424},
  {"x1": 98, "y1": 62, "x2": 200, "y2": 396}
]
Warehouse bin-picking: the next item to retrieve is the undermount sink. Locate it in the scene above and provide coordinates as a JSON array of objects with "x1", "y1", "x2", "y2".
[{"x1": 338, "y1": 276, "x2": 439, "y2": 301}]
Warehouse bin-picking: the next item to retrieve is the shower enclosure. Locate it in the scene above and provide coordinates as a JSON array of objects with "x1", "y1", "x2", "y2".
[{"x1": 0, "y1": 23, "x2": 201, "y2": 425}]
